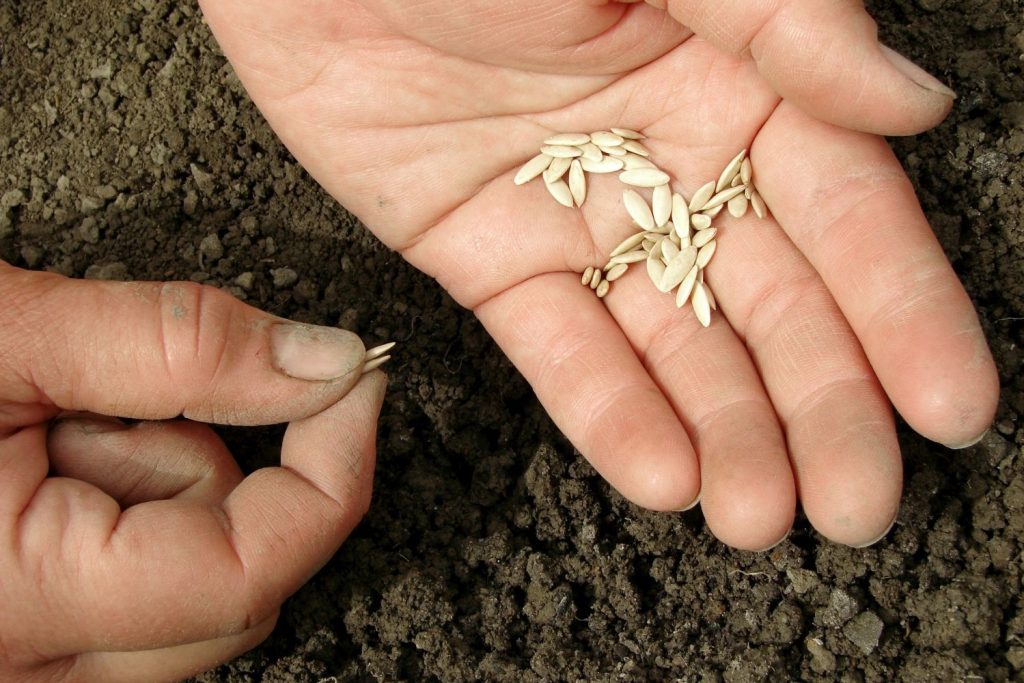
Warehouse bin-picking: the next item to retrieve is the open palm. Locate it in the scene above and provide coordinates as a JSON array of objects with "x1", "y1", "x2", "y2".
[{"x1": 200, "y1": 0, "x2": 998, "y2": 549}]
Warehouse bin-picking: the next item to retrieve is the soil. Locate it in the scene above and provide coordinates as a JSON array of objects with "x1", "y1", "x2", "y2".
[{"x1": 1, "y1": 1, "x2": 1022, "y2": 681}]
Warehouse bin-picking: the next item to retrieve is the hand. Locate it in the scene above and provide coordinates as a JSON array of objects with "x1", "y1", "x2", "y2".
[
  {"x1": 198, "y1": 0, "x2": 999, "y2": 549},
  {"x1": 0, "y1": 261, "x2": 385, "y2": 682}
]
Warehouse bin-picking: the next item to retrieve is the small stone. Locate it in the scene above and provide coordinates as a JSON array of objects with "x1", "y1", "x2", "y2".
[
  {"x1": 190, "y1": 163, "x2": 215, "y2": 195},
  {"x1": 234, "y1": 272, "x2": 254, "y2": 290},
  {"x1": 199, "y1": 234, "x2": 224, "y2": 263},
  {"x1": 80, "y1": 196, "x2": 104, "y2": 213},
  {"x1": 271, "y1": 267, "x2": 298, "y2": 289},
  {"x1": 786, "y1": 568, "x2": 818, "y2": 595},
  {"x1": 843, "y1": 611, "x2": 884, "y2": 654},
  {"x1": 1, "y1": 189, "x2": 25, "y2": 208},
  {"x1": 819, "y1": 588, "x2": 859, "y2": 627}
]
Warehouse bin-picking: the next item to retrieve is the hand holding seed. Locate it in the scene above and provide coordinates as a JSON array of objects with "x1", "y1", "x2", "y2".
[
  {"x1": 201, "y1": 0, "x2": 998, "y2": 550},
  {"x1": 0, "y1": 261, "x2": 387, "y2": 681}
]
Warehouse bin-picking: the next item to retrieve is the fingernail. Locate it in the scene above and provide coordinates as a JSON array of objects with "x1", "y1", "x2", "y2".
[
  {"x1": 675, "y1": 488, "x2": 701, "y2": 512},
  {"x1": 51, "y1": 415, "x2": 128, "y2": 435},
  {"x1": 881, "y1": 44, "x2": 957, "y2": 99},
  {"x1": 270, "y1": 323, "x2": 365, "y2": 381},
  {"x1": 850, "y1": 513, "x2": 898, "y2": 549},
  {"x1": 942, "y1": 428, "x2": 989, "y2": 450}
]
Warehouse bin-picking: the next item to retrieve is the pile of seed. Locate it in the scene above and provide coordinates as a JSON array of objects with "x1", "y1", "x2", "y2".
[{"x1": 513, "y1": 129, "x2": 768, "y2": 327}]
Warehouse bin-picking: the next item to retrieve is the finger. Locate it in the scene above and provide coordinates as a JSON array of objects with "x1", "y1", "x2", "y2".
[
  {"x1": 71, "y1": 612, "x2": 277, "y2": 683},
  {"x1": 8, "y1": 373, "x2": 385, "y2": 656},
  {"x1": 602, "y1": 266, "x2": 795, "y2": 551},
  {"x1": 753, "y1": 102, "x2": 999, "y2": 449},
  {"x1": 0, "y1": 262, "x2": 368, "y2": 428},
  {"x1": 476, "y1": 274, "x2": 700, "y2": 511},
  {"x1": 646, "y1": 0, "x2": 955, "y2": 135},
  {"x1": 48, "y1": 418, "x2": 244, "y2": 506}
]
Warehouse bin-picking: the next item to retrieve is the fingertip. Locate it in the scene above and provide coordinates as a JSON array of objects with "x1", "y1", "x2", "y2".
[
  {"x1": 703, "y1": 489, "x2": 795, "y2": 552},
  {"x1": 621, "y1": 460, "x2": 701, "y2": 513}
]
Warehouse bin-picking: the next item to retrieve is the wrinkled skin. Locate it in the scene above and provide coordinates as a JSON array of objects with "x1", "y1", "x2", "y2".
[{"x1": 200, "y1": 0, "x2": 998, "y2": 550}]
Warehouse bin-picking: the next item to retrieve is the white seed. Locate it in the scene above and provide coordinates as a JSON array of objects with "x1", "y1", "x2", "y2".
[
  {"x1": 728, "y1": 193, "x2": 749, "y2": 218},
  {"x1": 652, "y1": 184, "x2": 672, "y2": 227},
  {"x1": 591, "y1": 131, "x2": 624, "y2": 147},
  {"x1": 569, "y1": 160, "x2": 587, "y2": 206},
  {"x1": 704, "y1": 280, "x2": 717, "y2": 310},
  {"x1": 745, "y1": 186, "x2": 752, "y2": 199},
  {"x1": 641, "y1": 239, "x2": 656, "y2": 251},
  {"x1": 751, "y1": 189, "x2": 767, "y2": 219},
  {"x1": 731, "y1": 175, "x2": 744, "y2": 188},
  {"x1": 619, "y1": 168, "x2": 671, "y2": 188},
  {"x1": 600, "y1": 144, "x2": 627, "y2": 156},
  {"x1": 610, "y1": 231, "x2": 647, "y2": 257},
  {"x1": 541, "y1": 145, "x2": 583, "y2": 158},
  {"x1": 581, "y1": 156, "x2": 624, "y2": 173},
  {"x1": 661, "y1": 239, "x2": 680, "y2": 263},
  {"x1": 609, "y1": 249, "x2": 648, "y2": 265},
  {"x1": 692, "y1": 227, "x2": 717, "y2": 248},
  {"x1": 689, "y1": 180, "x2": 716, "y2": 212},
  {"x1": 362, "y1": 355, "x2": 392, "y2": 373},
  {"x1": 623, "y1": 189, "x2": 655, "y2": 230},
  {"x1": 696, "y1": 239, "x2": 717, "y2": 268},
  {"x1": 582, "y1": 266, "x2": 594, "y2": 286},
  {"x1": 514, "y1": 153, "x2": 552, "y2": 185},
  {"x1": 365, "y1": 342, "x2": 396, "y2": 361},
  {"x1": 589, "y1": 268, "x2": 602, "y2": 289},
  {"x1": 648, "y1": 222, "x2": 672, "y2": 235},
  {"x1": 543, "y1": 156, "x2": 572, "y2": 183},
  {"x1": 611, "y1": 127, "x2": 645, "y2": 139},
  {"x1": 740, "y1": 158, "x2": 752, "y2": 184},
  {"x1": 691, "y1": 282, "x2": 712, "y2": 327},
  {"x1": 660, "y1": 246, "x2": 699, "y2": 292},
  {"x1": 544, "y1": 133, "x2": 590, "y2": 146},
  {"x1": 596, "y1": 280, "x2": 610, "y2": 298},
  {"x1": 579, "y1": 142, "x2": 604, "y2": 162},
  {"x1": 716, "y1": 149, "x2": 747, "y2": 192},
  {"x1": 675, "y1": 265, "x2": 699, "y2": 308},
  {"x1": 668, "y1": 229, "x2": 681, "y2": 247},
  {"x1": 702, "y1": 203, "x2": 725, "y2": 218},
  {"x1": 646, "y1": 254, "x2": 667, "y2": 290},
  {"x1": 545, "y1": 179, "x2": 574, "y2": 207},
  {"x1": 671, "y1": 193, "x2": 689, "y2": 237},
  {"x1": 691, "y1": 213, "x2": 712, "y2": 230},
  {"x1": 648, "y1": 235, "x2": 665, "y2": 260},
  {"x1": 702, "y1": 185, "x2": 746, "y2": 211},
  {"x1": 622, "y1": 140, "x2": 650, "y2": 157},
  {"x1": 606, "y1": 263, "x2": 629, "y2": 281},
  {"x1": 622, "y1": 153, "x2": 657, "y2": 170}
]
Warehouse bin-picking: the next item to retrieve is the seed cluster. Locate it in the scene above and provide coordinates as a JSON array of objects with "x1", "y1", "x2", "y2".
[{"x1": 514, "y1": 129, "x2": 768, "y2": 327}]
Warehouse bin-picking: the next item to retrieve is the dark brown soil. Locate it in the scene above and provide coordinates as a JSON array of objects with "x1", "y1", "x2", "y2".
[{"x1": 2, "y1": 1, "x2": 1022, "y2": 681}]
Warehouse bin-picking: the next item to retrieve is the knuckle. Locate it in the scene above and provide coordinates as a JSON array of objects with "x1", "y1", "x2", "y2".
[{"x1": 154, "y1": 281, "x2": 237, "y2": 391}]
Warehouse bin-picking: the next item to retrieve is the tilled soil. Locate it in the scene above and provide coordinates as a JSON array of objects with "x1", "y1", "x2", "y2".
[{"x1": 1, "y1": 1, "x2": 1022, "y2": 681}]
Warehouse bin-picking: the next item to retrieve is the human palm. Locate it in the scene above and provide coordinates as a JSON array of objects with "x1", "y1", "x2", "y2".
[{"x1": 201, "y1": 0, "x2": 998, "y2": 549}]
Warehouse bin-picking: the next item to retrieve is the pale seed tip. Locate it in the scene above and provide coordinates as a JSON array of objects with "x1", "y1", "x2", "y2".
[
  {"x1": 365, "y1": 341, "x2": 396, "y2": 361},
  {"x1": 362, "y1": 354, "x2": 391, "y2": 374}
]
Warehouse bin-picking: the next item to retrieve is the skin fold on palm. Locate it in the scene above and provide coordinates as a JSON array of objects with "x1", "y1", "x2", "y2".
[{"x1": 199, "y1": 0, "x2": 999, "y2": 550}]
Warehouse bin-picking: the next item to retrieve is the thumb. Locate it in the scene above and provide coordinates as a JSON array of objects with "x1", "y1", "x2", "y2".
[
  {"x1": 650, "y1": 0, "x2": 955, "y2": 135},
  {"x1": 0, "y1": 261, "x2": 378, "y2": 427}
]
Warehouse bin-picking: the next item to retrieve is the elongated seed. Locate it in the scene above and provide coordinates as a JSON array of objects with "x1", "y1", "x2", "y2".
[
  {"x1": 696, "y1": 239, "x2": 717, "y2": 268},
  {"x1": 652, "y1": 184, "x2": 672, "y2": 227},
  {"x1": 600, "y1": 144, "x2": 627, "y2": 156},
  {"x1": 648, "y1": 235, "x2": 665, "y2": 260},
  {"x1": 703, "y1": 203, "x2": 725, "y2": 218},
  {"x1": 623, "y1": 189, "x2": 655, "y2": 230},
  {"x1": 716, "y1": 149, "x2": 747, "y2": 192},
  {"x1": 661, "y1": 239, "x2": 680, "y2": 263},
  {"x1": 740, "y1": 158, "x2": 752, "y2": 184},
  {"x1": 591, "y1": 131, "x2": 624, "y2": 146},
  {"x1": 728, "y1": 193, "x2": 749, "y2": 218},
  {"x1": 702, "y1": 185, "x2": 746, "y2": 211},
  {"x1": 622, "y1": 140, "x2": 650, "y2": 156},
  {"x1": 581, "y1": 156, "x2": 624, "y2": 173},
  {"x1": 691, "y1": 213, "x2": 712, "y2": 230},
  {"x1": 620, "y1": 168, "x2": 671, "y2": 188},
  {"x1": 545, "y1": 179, "x2": 574, "y2": 207},
  {"x1": 606, "y1": 263, "x2": 629, "y2": 281},
  {"x1": 647, "y1": 254, "x2": 667, "y2": 290},
  {"x1": 611, "y1": 127, "x2": 645, "y2": 139},
  {"x1": 731, "y1": 174, "x2": 744, "y2": 188},
  {"x1": 579, "y1": 142, "x2": 603, "y2": 162},
  {"x1": 751, "y1": 189, "x2": 767, "y2": 219},
  {"x1": 622, "y1": 153, "x2": 657, "y2": 170},
  {"x1": 671, "y1": 193, "x2": 689, "y2": 237},
  {"x1": 582, "y1": 266, "x2": 594, "y2": 285},
  {"x1": 543, "y1": 156, "x2": 572, "y2": 183},
  {"x1": 692, "y1": 227, "x2": 717, "y2": 248},
  {"x1": 641, "y1": 239, "x2": 655, "y2": 251},
  {"x1": 365, "y1": 341, "x2": 396, "y2": 361},
  {"x1": 541, "y1": 144, "x2": 583, "y2": 158},
  {"x1": 610, "y1": 231, "x2": 647, "y2": 257},
  {"x1": 569, "y1": 159, "x2": 587, "y2": 206},
  {"x1": 668, "y1": 229, "x2": 681, "y2": 247},
  {"x1": 689, "y1": 181, "x2": 716, "y2": 212},
  {"x1": 362, "y1": 355, "x2": 391, "y2": 373},
  {"x1": 660, "y1": 246, "x2": 698, "y2": 292},
  {"x1": 675, "y1": 265, "x2": 699, "y2": 308},
  {"x1": 589, "y1": 268, "x2": 602, "y2": 289},
  {"x1": 648, "y1": 222, "x2": 672, "y2": 235},
  {"x1": 691, "y1": 282, "x2": 711, "y2": 327},
  {"x1": 514, "y1": 153, "x2": 552, "y2": 185},
  {"x1": 609, "y1": 249, "x2": 648, "y2": 265},
  {"x1": 596, "y1": 280, "x2": 610, "y2": 298},
  {"x1": 544, "y1": 133, "x2": 590, "y2": 146}
]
